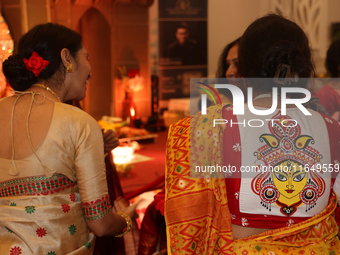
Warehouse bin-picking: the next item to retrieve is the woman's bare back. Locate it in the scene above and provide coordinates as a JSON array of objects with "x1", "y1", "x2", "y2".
[{"x1": 0, "y1": 93, "x2": 55, "y2": 160}]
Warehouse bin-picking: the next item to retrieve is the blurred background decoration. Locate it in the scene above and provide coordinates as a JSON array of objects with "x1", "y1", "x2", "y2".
[
  {"x1": 118, "y1": 66, "x2": 144, "y2": 125},
  {"x1": 0, "y1": 12, "x2": 13, "y2": 98}
]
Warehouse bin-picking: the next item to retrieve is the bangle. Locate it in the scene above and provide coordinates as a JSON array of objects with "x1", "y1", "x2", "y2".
[{"x1": 115, "y1": 212, "x2": 132, "y2": 238}]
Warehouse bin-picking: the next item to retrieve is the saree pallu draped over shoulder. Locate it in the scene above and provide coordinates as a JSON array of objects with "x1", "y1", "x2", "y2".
[{"x1": 164, "y1": 105, "x2": 340, "y2": 255}]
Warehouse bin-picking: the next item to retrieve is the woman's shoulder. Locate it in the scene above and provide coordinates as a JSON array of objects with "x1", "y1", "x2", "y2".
[
  {"x1": 318, "y1": 83, "x2": 336, "y2": 95},
  {"x1": 170, "y1": 105, "x2": 224, "y2": 132},
  {"x1": 54, "y1": 103, "x2": 100, "y2": 129},
  {"x1": 56, "y1": 103, "x2": 95, "y2": 119},
  {"x1": 191, "y1": 104, "x2": 224, "y2": 121},
  {"x1": 0, "y1": 95, "x2": 13, "y2": 103}
]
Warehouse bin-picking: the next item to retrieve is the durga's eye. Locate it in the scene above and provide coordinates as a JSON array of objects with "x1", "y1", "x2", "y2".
[
  {"x1": 293, "y1": 173, "x2": 306, "y2": 182},
  {"x1": 274, "y1": 172, "x2": 287, "y2": 181}
]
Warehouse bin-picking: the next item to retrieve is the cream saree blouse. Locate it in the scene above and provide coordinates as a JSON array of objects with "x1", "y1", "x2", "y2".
[{"x1": 0, "y1": 97, "x2": 110, "y2": 255}]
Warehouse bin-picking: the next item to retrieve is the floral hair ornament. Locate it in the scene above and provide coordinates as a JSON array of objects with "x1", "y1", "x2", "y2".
[{"x1": 23, "y1": 51, "x2": 49, "y2": 77}]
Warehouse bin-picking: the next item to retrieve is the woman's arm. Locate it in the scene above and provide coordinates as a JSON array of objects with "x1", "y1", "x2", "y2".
[
  {"x1": 72, "y1": 112, "x2": 137, "y2": 237},
  {"x1": 86, "y1": 210, "x2": 127, "y2": 237},
  {"x1": 87, "y1": 201, "x2": 139, "y2": 237}
]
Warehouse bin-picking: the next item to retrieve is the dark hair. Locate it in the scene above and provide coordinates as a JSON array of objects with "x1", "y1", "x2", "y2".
[
  {"x1": 3, "y1": 23, "x2": 82, "y2": 91},
  {"x1": 216, "y1": 37, "x2": 241, "y2": 78},
  {"x1": 325, "y1": 39, "x2": 340, "y2": 77},
  {"x1": 238, "y1": 14, "x2": 314, "y2": 91},
  {"x1": 177, "y1": 22, "x2": 188, "y2": 31}
]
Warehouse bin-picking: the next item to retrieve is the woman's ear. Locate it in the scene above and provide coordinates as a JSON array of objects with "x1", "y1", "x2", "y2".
[{"x1": 60, "y1": 48, "x2": 72, "y2": 68}]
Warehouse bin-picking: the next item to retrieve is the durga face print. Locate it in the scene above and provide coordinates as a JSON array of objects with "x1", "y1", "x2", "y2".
[{"x1": 251, "y1": 112, "x2": 325, "y2": 216}]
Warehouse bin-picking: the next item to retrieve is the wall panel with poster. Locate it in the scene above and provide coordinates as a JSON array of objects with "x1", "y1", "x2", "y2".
[{"x1": 158, "y1": 0, "x2": 207, "y2": 109}]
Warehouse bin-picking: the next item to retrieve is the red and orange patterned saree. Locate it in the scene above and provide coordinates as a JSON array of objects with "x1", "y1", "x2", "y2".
[{"x1": 165, "y1": 105, "x2": 340, "y2": 255}]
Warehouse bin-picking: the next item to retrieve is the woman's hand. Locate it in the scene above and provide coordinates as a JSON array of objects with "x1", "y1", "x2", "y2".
[
  {"x1": 123, "y1": 200, "x2": 144, "y2": 221},
  {"x1": 102, "y1": 129, "x2": 119, "y2": 153}
]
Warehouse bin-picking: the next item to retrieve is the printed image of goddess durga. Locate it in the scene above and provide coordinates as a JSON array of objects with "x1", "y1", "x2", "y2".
[{"x1": 251, "y1": 113, "x2": 326, "y2": 216}]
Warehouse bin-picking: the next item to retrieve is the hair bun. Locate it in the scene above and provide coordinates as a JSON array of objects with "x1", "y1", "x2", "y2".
[
  {"x1": 262, "y1": 41, "x2": 298, "y2": 78},
  {"x1": 262, "y1": 40, "x2": 312, "y2": 79},
  {"x1": 3, "y1": 54, "x2": 38, "y2": 91}
]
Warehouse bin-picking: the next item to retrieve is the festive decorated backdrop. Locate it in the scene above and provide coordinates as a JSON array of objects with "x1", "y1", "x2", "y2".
[{"x1": 0, "y1": 13, "x2": 13, "y2": 98}]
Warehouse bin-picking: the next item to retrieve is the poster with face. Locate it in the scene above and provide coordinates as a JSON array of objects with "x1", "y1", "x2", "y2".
[
  {"x1": 159, "y1": 21, "x2": 207, "y2": 67},
  {"x1": 158, "y1": 0, "x2": 207, "y2": 100}
]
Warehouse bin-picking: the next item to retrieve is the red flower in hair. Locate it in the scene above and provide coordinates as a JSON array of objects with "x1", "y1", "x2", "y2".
[
  {"x1": 127, "y1": 68, "x2": 140, "y2": 78},
  {"x1": 23, "y1": 51, "x2": 49, "y2": 77}
]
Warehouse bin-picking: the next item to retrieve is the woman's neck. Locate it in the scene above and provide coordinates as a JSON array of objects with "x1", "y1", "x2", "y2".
[{"x1": 27, "y1": 83, "x2": 64, "y2": 102}]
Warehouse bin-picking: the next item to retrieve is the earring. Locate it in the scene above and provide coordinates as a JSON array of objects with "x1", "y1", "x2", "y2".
[{"x1": 66, "y1": 63, "x2": 73, "y2": 73}]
